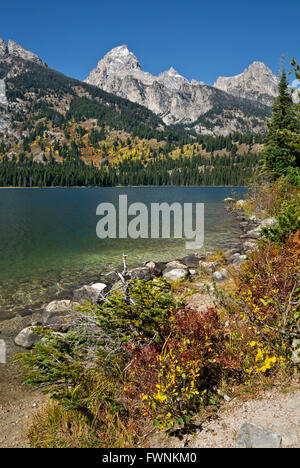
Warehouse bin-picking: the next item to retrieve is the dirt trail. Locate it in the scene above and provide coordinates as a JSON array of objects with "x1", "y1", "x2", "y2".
[
  {"x1": 0, "y1": 313, "x2": 45, "y2": 448},
  {"x1": 150, "y1": 387, "x2": 300, "y2": 448}
]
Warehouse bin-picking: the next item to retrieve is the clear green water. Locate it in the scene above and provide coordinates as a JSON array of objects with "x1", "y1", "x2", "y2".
[{"x1": 0, "y1": 187, "x2": 246, "y2": 319}]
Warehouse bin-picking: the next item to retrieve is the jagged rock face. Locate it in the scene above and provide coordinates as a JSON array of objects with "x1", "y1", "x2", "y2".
[
  {"x1": 85, "y1": 46, "x2": 272, "y2": 134},
  {"x1": 214, "y1": 62, "x2": 279, "y2": 106},
  {"x1": 0, "y1": 38, "x2": 8, "y2": 57},
  {"x1": 0, "y1": 79, "x2": 7, "y2": 107},
  {"x1": 7, "y1": 40, "x2": 46, "y2": 66},
  {"x1": 157, "y1": 67, "x2": 188, "y2": 91}
]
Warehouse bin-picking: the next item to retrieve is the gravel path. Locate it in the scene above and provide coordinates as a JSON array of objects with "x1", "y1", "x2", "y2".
[{"x1": 150, "y1": 387, "x2": 300, "y2": 448}]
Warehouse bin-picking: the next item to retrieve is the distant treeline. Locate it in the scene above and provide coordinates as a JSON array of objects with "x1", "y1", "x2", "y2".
[{"x1": 0, "y1": 152, "x2": 261, "y2": 187}]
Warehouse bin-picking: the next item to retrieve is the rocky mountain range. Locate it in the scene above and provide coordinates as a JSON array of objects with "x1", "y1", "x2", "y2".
[
  {"x1": 85, "y1": 45, "x2": 277, "y2": 134},
  {"x1": 0, "y1": 38, "x2": 283, "y2": 140}
]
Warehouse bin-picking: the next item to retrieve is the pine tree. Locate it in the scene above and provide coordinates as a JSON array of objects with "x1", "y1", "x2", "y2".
[{"x1": 263, "y1": 70, "x2": 299, "y2": 179}]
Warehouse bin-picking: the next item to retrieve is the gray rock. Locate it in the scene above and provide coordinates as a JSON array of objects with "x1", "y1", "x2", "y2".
[
  {"x1": 223, "y1": 197, "x2": 236, "y2": 203},
  {"x1": 259, "y1": 217, "x2": 278, "y2": 228},
  {"x1": 198, "y1": 261, "x2": 219, "y2": 273},
  {"x1": 42, "y1": 300, "x2": 80, "y2": 331},
  {"x1": 163, "y1": 267, "x2": 189, "y2": 282},
  {"x1": 235, "y1": 199, "x2": 247, "y2": 208},
  {"x1": 179, "y1": 254, "x2": 200, "y2": 268},
  {"x1": 212, "y1": 269, "x2": 228, "y2": 282},
  {"x1": 129, "y1": 267, "x2": 152, "y2": 281},
  {"x1": 73, "y1": 283, "x2": 107, "y2": 304},
  {"x1": 248, "y1": 215, "x2": 260, "y2": 223},
  {"x1": 241, "y1": 226, "x2": 262, "y2": 239},
  {"x1": 291, "y1": 339, "x2": 300, "y2": 365},
  {"x1": 232, "y1": 254, "x2": 247, "y2": 265},
  {"x1": 235, "y1": 422, "x2": 282, "y2": 448},
  {"x1": 14, "y1": 326, "x2": 42, "y2": 349},
  {"x1": 243, "y1": 240, "x2": 258, "y2": 252},
  {"x1": 165, "y1": 260, "x2": 187, "y2": 270},
  {"x1": 145, "y1": 261, "x2": 166, "y2": 276}
]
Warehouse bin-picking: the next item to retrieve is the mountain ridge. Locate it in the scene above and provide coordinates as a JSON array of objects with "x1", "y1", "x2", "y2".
[{"x1": 85, "y1": 45, "x2": 274, "y2": 134}]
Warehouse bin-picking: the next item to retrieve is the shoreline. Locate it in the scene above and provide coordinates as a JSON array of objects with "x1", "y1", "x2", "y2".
[{"x1": 0, "y1": 199, "x2": 276, "y2": 447}]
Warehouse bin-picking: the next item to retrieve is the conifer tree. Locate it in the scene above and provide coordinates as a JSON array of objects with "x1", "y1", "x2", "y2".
[{"x1": 263, "y1": 70, "x2": 300, "y2": 179}]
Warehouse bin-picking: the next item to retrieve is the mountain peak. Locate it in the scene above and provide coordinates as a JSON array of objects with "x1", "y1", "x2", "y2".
[
  {"x1": 97, "y1": 44, "x2": 141, "y2": 76},
  {"x1": 7, "y1": 40, "x2": 46, "y2": 66},
  {"x1": 214, "y1": 61, "x2": 279, "y2": 105},
  {"x1": 158, "y1": 67, "x2": 188, "y2": 91},
  {"x1": 0, "y1": 38, "x2": 46, "y2": 66}
]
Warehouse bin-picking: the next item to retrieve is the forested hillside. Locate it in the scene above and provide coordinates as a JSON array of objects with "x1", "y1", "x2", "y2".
[{"x1": 0, "y1": 55, "x2": 264, "y2": 186}]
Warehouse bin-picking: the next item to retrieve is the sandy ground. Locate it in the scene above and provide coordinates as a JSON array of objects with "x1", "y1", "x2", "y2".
[
  {"x1": 0, "y1": 312, "x2": 46, "y2": 448},
  {"x1": 150, "y1": 386, "x2": 300, "y2": 448}
]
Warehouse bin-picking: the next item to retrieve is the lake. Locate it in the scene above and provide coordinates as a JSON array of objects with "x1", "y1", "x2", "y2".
[{"x1": 0, "y1": 187, "x2": 246, "y2": 320}]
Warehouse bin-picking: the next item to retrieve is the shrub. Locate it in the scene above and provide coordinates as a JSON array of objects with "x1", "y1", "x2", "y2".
[
  {"x1": 232, "y1": 235, "x2": 300, "y2": 370},
  {"x1": 124, "y1": 307, "x2": 242, "y2": 429}
]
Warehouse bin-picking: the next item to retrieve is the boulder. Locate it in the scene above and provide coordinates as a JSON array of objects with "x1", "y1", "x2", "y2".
[
  {"x1": 291, "y1": 339, "x2": 300, "y2": 365},
  {"x1": 165, "y1": 260, "x2": 188, "y2": 270},
  {"x1": 241, "y1": 226, "x2": 262, "y2": 239},
  {"x1": 198, "y1": 261, "x2": 219, "y2": 273},
  {"x1": 235, "y1": 422, "x2": 282, "y2": 448},
  {"x1": 236, "y1": 199, "x2": 247, "y2": 208},
  {"x1": 248, "y1": 215, "x2": 260, "y2": 223},
  {"x1": 243, "y1": 240, "x2": 258, "y2": 253},
  {"x1": 179, "y1": 254, "x2": 200, "y2": 268},
  {"x1": 73, "y1": 283, "x2": 107, "y2": 304},
  {"x1": 145, "y1": 261, "x2": 166, "y2": 276},
  {"x1": 223, "y1": 197, "x2": 236, "y2": 203},
  {"x1": 42, "y1": 300, "x2": 80, "y2": 332},
  {"x1": 129, "y1": 267, "x2": 152, "y2": 281},
  {"x1": 212, "y1": 269, "x2": 228, "y2": 282},
  {"x1": 14, "y1": 326, "x2": 42, "y2": 349},
  {"x1": 232, "y1": 254, "x2": 247, "y2": 265},
  {"x1": 163, "y1": 267, "x2": 189, "y2": 282},
  {"x1": 260, "y1": 217, "x2": 278, "y2": 228}
]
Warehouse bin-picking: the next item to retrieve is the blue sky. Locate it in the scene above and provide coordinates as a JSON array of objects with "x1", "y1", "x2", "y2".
[{"x1": 1, "y1": 0, "x2": 299, "y2": 85}]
